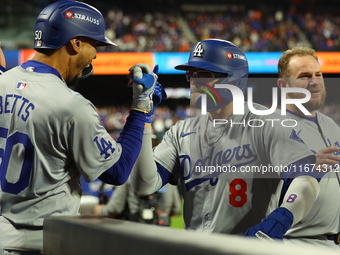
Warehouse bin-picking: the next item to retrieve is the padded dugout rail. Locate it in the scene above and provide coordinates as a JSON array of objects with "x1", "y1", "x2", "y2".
[{"x1": 44, "y1": 216, "x2": 339, "y2": 255}]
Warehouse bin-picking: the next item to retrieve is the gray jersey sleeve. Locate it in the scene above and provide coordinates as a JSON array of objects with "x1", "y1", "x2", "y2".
[
  {"x1": 64, "y1": 97, "x2": 122, "y2": 182},
  {"x1": 153, "y1": 128, "x2": 180, "y2": 174},
  {"x1": 130, "y1": 119, "x2": 187, "y2": 196},
  {"x1": 152, "y1": 119, "x2": 190, "y2": 179},
  {"x1": 130, "y1": 128, "x2": 164, "y2": 196}
]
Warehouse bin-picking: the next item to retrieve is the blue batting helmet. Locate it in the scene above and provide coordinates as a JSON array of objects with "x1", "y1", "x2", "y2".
[
  {"x1": 34, "y1": 0, "x2": 117, "y2": 50},
  {"x1": 175, "y1": 39, "x2": 248, "y2": 112}
]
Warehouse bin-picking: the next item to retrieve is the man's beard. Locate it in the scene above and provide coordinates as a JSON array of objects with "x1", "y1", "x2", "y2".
[{"x1": 287, "y1": 88, "x2": 326, "y2": 112}]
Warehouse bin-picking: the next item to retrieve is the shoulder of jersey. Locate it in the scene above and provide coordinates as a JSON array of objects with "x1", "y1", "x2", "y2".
[{"x1": 316, "y1": 111, "x2": 339, "y2": 127}]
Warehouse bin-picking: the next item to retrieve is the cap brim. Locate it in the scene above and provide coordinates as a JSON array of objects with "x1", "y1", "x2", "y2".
[
  {"x1": 174, "y1": 63, "x2": 191, "y2": 71},
  {"x1": 175, "y1": 61, "x2": 227, "y2": 73}
]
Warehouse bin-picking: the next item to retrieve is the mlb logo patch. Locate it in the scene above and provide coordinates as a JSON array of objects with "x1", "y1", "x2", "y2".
[
  {"x1": 26, "y1": 67, "x2": 35, "y2": 72},
  {"x1": 35, "y1": 41, "x2": 42, "y2": 47},
  {"x1": 17, "y1": 82, "x2": 27, "y2": 90}
]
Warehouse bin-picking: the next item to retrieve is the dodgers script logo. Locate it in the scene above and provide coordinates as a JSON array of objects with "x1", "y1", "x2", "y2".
[{"x1": 179, "y1": 144, "x2": 258, "y2": 190}]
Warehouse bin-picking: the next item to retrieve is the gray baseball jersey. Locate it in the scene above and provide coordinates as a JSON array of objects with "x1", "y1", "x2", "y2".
[
  {"x1": 153, "y1": 103, "x2": 314, "y2": 234},
  {"x1": 0, "y1": 65, "x2": 123, "y2": 226},
  {"x1": 281, "y1": 110, "x2": 340, "y2": 238}
]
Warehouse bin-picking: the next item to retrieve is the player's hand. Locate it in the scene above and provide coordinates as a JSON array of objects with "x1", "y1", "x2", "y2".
[
  {"x1": 145, "y1": 82, "x2": 167, "y2": 123},
  {"x1": 313, "y1": 144, "x2": 340, "y2": 173},
  {"x1": 244, "y1": 207, "x2": 294, "y2": 240},
  {"x1": 128, "y1": 63, "x2": 158, "y2": 113}
]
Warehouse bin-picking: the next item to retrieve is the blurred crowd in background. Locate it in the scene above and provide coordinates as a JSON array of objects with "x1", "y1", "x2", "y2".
[{"x1": 1, "y1": 0, "x2": 340, "y2": 52}]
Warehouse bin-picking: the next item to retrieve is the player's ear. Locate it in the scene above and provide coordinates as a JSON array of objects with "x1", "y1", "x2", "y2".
[
  {"x1": 277, "y1": 78, "x2": 287, "y2": 89},
  {"x1": 67, "y1": 38, "x2": 81, "y2": 55}
]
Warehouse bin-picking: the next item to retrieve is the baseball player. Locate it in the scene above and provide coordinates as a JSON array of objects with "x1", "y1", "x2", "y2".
[
  {"x1": 0, "y1": 1, "x2": 159, "y2": 254},
  {"x1": 276, "y1": 47, "x2": 340, "y2": 247},
  {"x1": 130, "y1": 39, "x2": 340, "y2": 240}
]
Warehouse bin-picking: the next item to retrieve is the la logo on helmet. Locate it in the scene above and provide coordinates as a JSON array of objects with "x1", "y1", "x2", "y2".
[{"x1": 193, "y1": 42, "x2": 204, "y2": 57}]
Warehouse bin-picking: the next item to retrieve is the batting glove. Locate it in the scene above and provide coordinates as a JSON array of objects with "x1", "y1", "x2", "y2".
[
  {"x1": 146, "y1": 82, "x2": 167, "y2": 123},
  {"x1": 244, "y1": 207, "x2": 294, "y2": 240},
  {"x1": 128, "y1": 63, "x2": 158, "y2": 113}
]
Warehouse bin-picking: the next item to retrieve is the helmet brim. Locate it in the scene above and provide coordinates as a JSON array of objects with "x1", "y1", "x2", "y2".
[
  {"x1": 175, "y1": 61, "x2": 228, "y2": 74},
  {"x1": 97, "y1": 37, "x2": 117, "y2": 47}
]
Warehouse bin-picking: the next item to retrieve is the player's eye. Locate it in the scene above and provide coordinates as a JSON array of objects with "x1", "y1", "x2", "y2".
[{"x1": 298, "y1": 75, "x2": 309, "y2": 80}]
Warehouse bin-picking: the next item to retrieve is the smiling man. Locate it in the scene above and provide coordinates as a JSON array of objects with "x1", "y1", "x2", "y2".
[
  {"x1": 278, "y1": 48, "x2": 327, "y2": 116},
  {"x1": 277, "y1": 47, "x2": 340, "y2": 248},
  {"x1": 0, "y1": 1, "x2": 158, "y2": 254}
]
